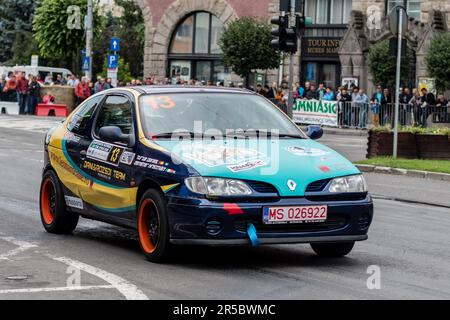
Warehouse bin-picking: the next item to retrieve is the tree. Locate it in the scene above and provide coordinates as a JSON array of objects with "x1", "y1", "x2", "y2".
[
  {"x1": 99, "y1": 57, "x2": 132, "y2": 83},
  {"x1": 425, "y1": 33, "x2": 450, "y2": 92},
  {"x1": 367, "y1": 39, "x2": 412, "y2": 88},
  {"x1": 93, "y1": 0, "x2": 144, "y2": 79},
  {"x1": 33, "y1": 0, "x2": 101, "y2": 72},
  {"x1": 0, "y1": 0, "x2": 40, "y2": 63},
  {"x1": 220, "y1": 17, "x2": 279, "y2": 85}
]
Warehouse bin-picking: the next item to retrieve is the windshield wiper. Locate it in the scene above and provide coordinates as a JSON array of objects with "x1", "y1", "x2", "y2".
[
  {"x1": 231, "y1": 130, "x2": 304, "y2": 139},
  {"x1": 152, "y1": 131, "x2": 199, "y2": 139}
]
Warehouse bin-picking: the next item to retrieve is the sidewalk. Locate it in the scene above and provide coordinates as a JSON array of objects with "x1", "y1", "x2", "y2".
[{"x1": 364, "y1": 172, "x2": 450, "y2": 208}]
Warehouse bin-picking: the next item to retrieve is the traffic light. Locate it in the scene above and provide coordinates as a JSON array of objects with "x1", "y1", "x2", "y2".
[
  {"x1": 270, "y1": 15, "x2": 298, "y2": 54},
  {"x1": 271, "y1": 15, "x2": 288, "y2": 51},
  {"x1": 296, "y1": 15, "x2": 313, "y2": 34}
]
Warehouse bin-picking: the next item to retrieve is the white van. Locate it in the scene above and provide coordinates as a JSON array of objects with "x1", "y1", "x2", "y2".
[{"x1": 0, "y1": 65, "x2": 73, "y2": 81}]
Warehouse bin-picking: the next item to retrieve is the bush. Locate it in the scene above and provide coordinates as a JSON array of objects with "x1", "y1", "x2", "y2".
[
  {"x1": 425, "y1": 33, "x2": 450, "y2": 92},
  {"x1": 367, "y1": 39, "x2": 412, "y2": 88}
]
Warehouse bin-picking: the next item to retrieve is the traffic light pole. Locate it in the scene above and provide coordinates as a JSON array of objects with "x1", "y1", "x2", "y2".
[
  {"x1": 287, "y1": 0, "x2": 296, "y2": 119},
  {"x1": 393, "y1": 8, "x2": 403, "y2": 159}
]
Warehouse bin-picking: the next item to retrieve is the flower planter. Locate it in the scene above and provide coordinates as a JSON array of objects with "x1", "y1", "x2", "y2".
[
  {"x1": 416, "y1": 134, "x2": 450, "y2": 160},
  {"x1": 367, "y1": 130, "x2": 450, "y2": 160},
  {"x1": 367, "y1": 131, "x2": 417, "y2": 159}
]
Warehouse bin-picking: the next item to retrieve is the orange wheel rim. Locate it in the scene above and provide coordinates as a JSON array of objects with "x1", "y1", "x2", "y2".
[
  {"x1": 138, "y1": 199, "x2": 160, "y2": 254},
  {"x1": 41, "y1": 178, "x2": 56, "y2": 225}
]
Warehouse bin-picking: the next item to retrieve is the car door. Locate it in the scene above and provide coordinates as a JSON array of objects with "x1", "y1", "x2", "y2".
[
  {"x1": 63, "y1": 94, "x2": 105, "y2": 201},
  {"x1": 79, "y1": 93, "x2": 137, "y2": 219}
]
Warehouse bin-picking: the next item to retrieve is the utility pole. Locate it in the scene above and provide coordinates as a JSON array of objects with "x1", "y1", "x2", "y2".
[
  {"x1": 85, "y1": 0, "x2": 94, "y2": 81},
  {"x1": 286, "y1": 0, "x2": 298, "y2": 119}
]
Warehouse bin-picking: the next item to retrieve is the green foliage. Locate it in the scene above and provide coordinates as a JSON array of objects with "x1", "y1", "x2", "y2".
[
  {"x1": 356, "y1": 157, "x2": 450, "y2": 174},
  {"x1": 93, "y1": 0, "x2": 145, "y2": 78},
  {"x1": 99, "y1": 57, "x2": 132, "y2": 83},
  {"x1": 370, "y1": 126, "x2": 450, "y2": 135},
  {"x1": 220, "y1": 17, "x2": 279, "y2": 83},
  {"x1": 0, "y1": 0, "x2": 40, "y2": 62},
  {"x1": 33, "y1": 0, "x2": 101, "y2": 71},
  {"x1": 367, "y1": 39, "x2": 412, "y2": 88},
  {"x1": 425, "y1": 33, "x2": 450, "y2": 92},
  {"x1": 6, "y1": 31, "x2": 40, "y2": 65}
]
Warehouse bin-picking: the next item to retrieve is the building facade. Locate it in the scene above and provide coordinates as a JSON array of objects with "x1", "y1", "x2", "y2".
[{"x1": 134, "y1": 0, "x2": 449, "y2": 92}]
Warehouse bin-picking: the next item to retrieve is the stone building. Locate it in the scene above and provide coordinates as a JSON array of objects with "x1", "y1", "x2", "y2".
[{"x1": 133, "y1": 0, "x2": 449, "y2": 92}]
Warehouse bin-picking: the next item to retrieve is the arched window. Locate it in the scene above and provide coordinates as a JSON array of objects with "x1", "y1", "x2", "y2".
[{"x1": 168, "y1": 12, "x2": 230, "y2": 84}]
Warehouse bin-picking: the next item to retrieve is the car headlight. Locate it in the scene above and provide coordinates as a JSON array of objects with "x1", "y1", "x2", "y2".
[
  {"x1": 185, "y1": 177, "x2": 253, "y2": 197},
  {"x1": 328, "y1": 174, "x2": 368, "y2": 193}
]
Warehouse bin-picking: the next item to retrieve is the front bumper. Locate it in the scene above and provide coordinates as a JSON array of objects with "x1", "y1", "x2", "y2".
[{"x1": 167, "y1": 194, "x2": 374, "y2": 246}]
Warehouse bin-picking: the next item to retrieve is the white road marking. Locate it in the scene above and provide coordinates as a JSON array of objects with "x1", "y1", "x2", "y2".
[
  {"x1": 0, "y1": 237, "x2": 38, "y2": 261},
  {"x1": 49, "y1": 255, "x2": 149, "y2": 300},
  {"x1": 0, "y1": 285, "x2": 114, "y2": 294}
]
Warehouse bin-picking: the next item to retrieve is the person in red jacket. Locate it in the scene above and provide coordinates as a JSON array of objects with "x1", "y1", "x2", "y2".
[
  {"x1": 74, "y1": 76, "x2": 91, "y2": 106},
  {"x1": 16, "y1": 72, "x2": 29, "y2": 115}
]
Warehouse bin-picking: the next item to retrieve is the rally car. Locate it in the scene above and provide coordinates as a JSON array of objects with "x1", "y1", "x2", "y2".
[{"x1": 40, "y1": 86, "x2": 373, "y2": 262}]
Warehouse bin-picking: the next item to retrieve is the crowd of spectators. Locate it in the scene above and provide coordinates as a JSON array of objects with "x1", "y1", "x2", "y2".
[{"x1": 1, "y1": 71, "x2": 448, "y2": 128}]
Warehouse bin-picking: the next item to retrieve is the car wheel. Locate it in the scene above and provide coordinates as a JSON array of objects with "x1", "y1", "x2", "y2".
[
  {"x1": 137, "y1": 189, "x2": 171, "y2": 263},
  {"x1": 310, "y1": 242, "x2": 355, "y2": 257},
  {"x1": 39, "y1": 170, "x2": 79, "y2": 234}
]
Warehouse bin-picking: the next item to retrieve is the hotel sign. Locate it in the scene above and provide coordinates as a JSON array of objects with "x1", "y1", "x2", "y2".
[{"x1": 302, "y1": 37, "x2": 341, "y2": 58}]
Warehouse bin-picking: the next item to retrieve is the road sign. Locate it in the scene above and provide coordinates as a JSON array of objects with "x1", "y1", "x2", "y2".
[
  {"x1": 107, "y1": 68, "x2": 118, "y2": 87},
  {"x1": 31, "y1": 55, "x2": 39, "y2": 67},
  {"x1": 389, "y1": 6, "x2": 408, "y2": 37},
  {"x1": 110, "y1": 38, "x2": 120, "y2": 52},
  {"x1": 107, "y1": 54, "x2": 119, "y2": 69},
  {"x1": 82, "y1": 56, "x2": 91, "y2": 71}
]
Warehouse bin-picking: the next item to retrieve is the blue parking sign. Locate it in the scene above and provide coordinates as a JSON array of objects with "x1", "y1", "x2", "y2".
[
  {"x1": 82, "y1": 56, "x2": 91, "y2": 71},
  {"x1": 110, "y1": 38, "x2": 120, "y2": 52},
  {"x1": 107, "y1": 54, "x2": 119, "y2": 69}
]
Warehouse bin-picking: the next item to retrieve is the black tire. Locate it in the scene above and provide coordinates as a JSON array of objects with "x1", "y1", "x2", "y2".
[
  {"x1": 137, "y1": 189, "x2": 172, "y2": 263},
  {"x1": 39, "y1": 170, "x2": 79, "y2": 234},
  {"x1": 310, "y1": 241, "x2": 355, "y2": 258}
]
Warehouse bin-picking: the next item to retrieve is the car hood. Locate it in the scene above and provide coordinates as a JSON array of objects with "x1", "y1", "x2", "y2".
[{"x1": 156, "y1": 138, "x2": 360, "y2": 197}]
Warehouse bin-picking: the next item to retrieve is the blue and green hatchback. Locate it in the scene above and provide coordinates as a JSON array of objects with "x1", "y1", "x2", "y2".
[{"x1": 40, "y1": 86, "x2": 373, "y2": 262}]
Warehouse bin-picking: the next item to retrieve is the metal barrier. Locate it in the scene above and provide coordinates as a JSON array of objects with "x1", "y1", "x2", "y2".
[{"x1": 337, "y1": 102, "x2": 450, "y2": 129}]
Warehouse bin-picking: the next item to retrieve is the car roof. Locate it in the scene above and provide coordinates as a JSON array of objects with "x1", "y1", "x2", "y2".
[{"x1": 126, "y1": 85, "x2": 256, "y2": 96}]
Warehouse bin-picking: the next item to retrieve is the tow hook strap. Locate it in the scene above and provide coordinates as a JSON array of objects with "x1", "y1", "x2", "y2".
[{"x1": 247, "y1": 223, "x2": 260, "y2": 247}]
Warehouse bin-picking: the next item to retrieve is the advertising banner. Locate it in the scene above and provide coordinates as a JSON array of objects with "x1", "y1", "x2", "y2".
[{"x1": 293, "y1": 99, "x2": 338, "y2": 127}]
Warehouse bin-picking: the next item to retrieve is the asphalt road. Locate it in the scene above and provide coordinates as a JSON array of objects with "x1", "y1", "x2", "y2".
[{"x1": 0, "y1": 116, "x2": 449, "y2": 300}]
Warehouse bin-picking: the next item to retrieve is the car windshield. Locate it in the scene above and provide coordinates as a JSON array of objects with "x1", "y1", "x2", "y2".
[{"x1": 139, "y1": 93, "x2": 306, "y2": 139}]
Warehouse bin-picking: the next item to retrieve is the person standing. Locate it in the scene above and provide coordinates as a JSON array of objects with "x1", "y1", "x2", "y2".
[
  {"x1": 316, "y1": 83, "x2": 326, "y2": 100},
  {"x1": 74, "y1": 77, "x2": 91, "y2": 106},
  {"x1": 3, "y1": 74, "x2": 17, "y2": 102},
  {"x1": 28, "y1": 75, "x2": 41, "y2": 115},
  {"x1": 420, "y1": 88, "x2": 436, "y2": 126},
  {"x1": 355, "y1": 89, "x2": 369, "y2": 129},
  {"x1": 94, "y1": 78, "x2": 111, "y2": 93},
  {"x1": 339, "y1": 87, "x2": 352, "y2": 126},
  {"x1": 322, "y1": 87, "x2": 335, "y2": 101},
  {"x1": 16, "y1": 72, "x2": 29, "y2": 115}
]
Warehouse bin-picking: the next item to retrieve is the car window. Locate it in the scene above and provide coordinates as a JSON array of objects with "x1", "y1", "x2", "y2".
[
  {"x1": 67, "y1": 95, "x2": 103, "y2": 135},
  {"x1": 94, "y1": 95, "x2": 133, "y2": 137}
]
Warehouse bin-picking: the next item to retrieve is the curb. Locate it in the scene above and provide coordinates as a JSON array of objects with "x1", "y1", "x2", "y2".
[
  {"x1": 322, "y1": 128, "x2": 369, "y2": 137},
  {"x1": 356, "y1": 164, "x2": 450, "y2": 182}
]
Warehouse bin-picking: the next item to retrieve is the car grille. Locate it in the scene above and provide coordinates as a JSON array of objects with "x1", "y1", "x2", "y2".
[
  {"x1": 305, "y1": 179, "x2": 331, "y2": 192},
  {"x1": 246, "y1": 181, "x2": 278, "y2": 194},
  {"x1": 233, "y1": 216, "x2": 347, "y2": 234}
]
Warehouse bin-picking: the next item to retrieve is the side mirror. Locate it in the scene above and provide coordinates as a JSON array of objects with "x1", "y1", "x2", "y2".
[
  {"x1": 305, "y1": 125, "x2": 323, "y2": 140},
  {"x1": 98, "y1": 126, "x2": 134, "y2": 147}
]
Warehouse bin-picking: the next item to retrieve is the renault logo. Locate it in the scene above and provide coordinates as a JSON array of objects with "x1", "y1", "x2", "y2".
[{"x1": 287, "y1": 180, "x2": 297, "y2": 191}]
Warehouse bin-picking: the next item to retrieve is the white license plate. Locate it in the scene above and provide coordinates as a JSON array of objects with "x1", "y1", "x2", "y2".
[{"x1": 263, "y1": 205, "x2": 328, "y2": 224}]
